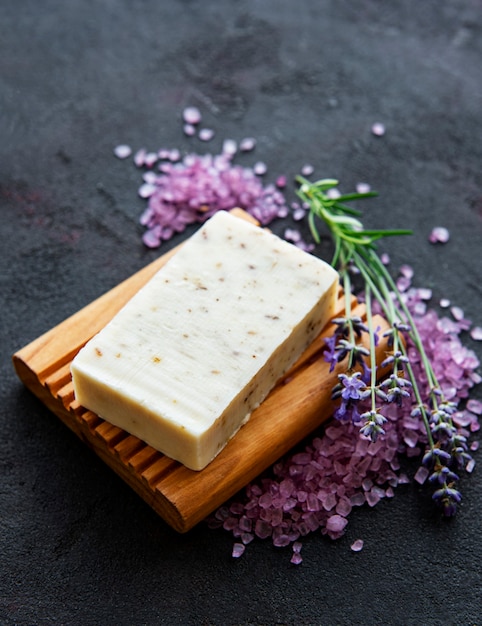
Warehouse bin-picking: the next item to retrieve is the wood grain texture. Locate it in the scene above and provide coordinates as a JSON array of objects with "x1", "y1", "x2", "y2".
[{"x1": 12, "y1": 209, "x2": 392, "y2": 532}]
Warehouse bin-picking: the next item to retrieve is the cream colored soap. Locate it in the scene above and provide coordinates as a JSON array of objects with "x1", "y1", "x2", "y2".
[{"x1": 71, "y1": 211, "x2": 339, "y2": 470}]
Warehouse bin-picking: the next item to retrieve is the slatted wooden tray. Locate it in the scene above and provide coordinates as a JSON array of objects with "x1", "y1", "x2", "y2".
[{"x1": 12, "y1": 209, "x2": 391, "y2": 532}]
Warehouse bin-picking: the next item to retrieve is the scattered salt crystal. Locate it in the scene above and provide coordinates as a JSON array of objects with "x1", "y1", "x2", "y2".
[
  {"x1": 428, "y1": 226, "x2": 450, "y2": 244},
  {"x1": 440, "y1": 298, "x2": 451, "y2": 308},
  {"x1": 254, "y1": 161, "x2": 267, "y2": 176},
  {"x1": 276, "y1": 175, "x2": 287, "y2": 188},
  {"x1": 293, "y1": 207, "x2": 306, "y2": 221},
  {"x1": 466, "y1": 458, "x2": 476, "y2": 473},
  {"x1": 169, "y1": 149, "x2": 181, "y2": 162},
  {"x1": 292, "y1": 452, "x2": 312, "y2": 465},
  {"x1": 371, "y1": 122, "x2": 386, "y2": 136},
  {"x1": 326, "y1": 188, "x2": 341, "y2": 199},
  {"x1": 400, "y1": 264, "x2": 414, "y2": 279},
  {"x1": 336, "y1": 497, "x2": 352, "y2": 517},
  {"x1": 138, "y1": 183, "x2": 157, "y2": 198},
  {"x1": 222, "y1": 139, "x2": 237, "y2": 156},
  {"x1": 301, "y1": 164, "x2": 314, "y2": 176},
  {"x1": 183, "y1": 124, "x2": 196, "y2": 136},
  {"x1": 284, "y1": 228, "x2": 301, "y2": 243},
  {"x1": 142, "y1": 229, "x2": 161, "y2": 248},
  {"x1": 350, "y1": 539, "x2": 364, "y2": 552},
  {"x1": 356, "y1": 182, "x2": 371, "y2": 194},
  {"x1": 453, "y1": 410, "x2": 474, "y2": 428},
  {"x1": 470, "y1": 441, "x2": 479, "y2": 452},
  {"x1": 144, "y1": 152, "x2": 158, "y2": 168},
  {"x1": 417, "y1": 288, "x2": 433, "y2": 301},
  {"x1": 232, "y1": 543, "x2": 245, "y2": 558},
  {"x1": 134, "y1": 148, "x2": 147, "y2": 168},
  {"x1": 239, "y1": 137, "x2": 256, "y2": 152},
  {"x1": 470, "y1": 326, "x2": 482, "y2": 341},
  {"x1": 365, "y1": 489, "x2": 381, "y2": 507},
  {"x1": 114, "y1": 144, "x2": 132, "y2": 159},
  {"x1": 467, "y1": 399, "x2": 482, "y2": 415},
  {"x1": 198, "y1": 128, "x2": 215, "y2": 141},
  {"x1": 350, "y1": 492, "x2": 366, "y2": 507},
  {"x1": 414, "y1": 466, "x2": 429, "y2": 484},
  {"x1": 158, "y1": 162, "x2": 172, "y2": 174},
  {"x1": 451, "y1": 306, "x2": 464, "y2": 321},
  {"x1": 254, "y1": 519, "x2": 272, "y2": 539},
  {"x1": 290, "y1": 552, "x2": 303, "y2": 565},
  {"x1": 183, "y1": 106, "x2": 202, "y2": 125},
  {"x1": 403, "y1": 430, "x2": 419, "y2": 448},
  {"x1": 381, "y1": 252, "x2": 390, "y2": 265},
  {"x1": 326, "y1": 514, "x2": 348, "y2": 533},
  {"x1": 321, "y1": 492, "x2": 337, "y2": 511},
  {"x1": 397, "y1": 276, "x2": 411, "y2": 292},
  {"x1": 143, "y1": 171, "x2": 158, "y2": 184},
  {"x1": 273, "y1": 532, "x2": 291, "y2": 547}
]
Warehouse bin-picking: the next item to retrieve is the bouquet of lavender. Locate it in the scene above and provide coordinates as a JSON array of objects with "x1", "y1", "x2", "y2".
[{"x1": 296, "y1": 177, "x2": 475, "y2": 516}]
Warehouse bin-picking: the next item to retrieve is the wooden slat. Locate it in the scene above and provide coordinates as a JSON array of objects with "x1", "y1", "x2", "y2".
[
  {"x1": 127, "y1": 445, "x2": 161, "y2": 474},
  {"x1": 12, "y1": 209, "x2": 393, "y2": 532}
]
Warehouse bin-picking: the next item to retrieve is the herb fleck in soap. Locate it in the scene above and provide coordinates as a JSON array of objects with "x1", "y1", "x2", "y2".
[{"x1": 71, "y1": 211, "x2": 339, "y2": 470}]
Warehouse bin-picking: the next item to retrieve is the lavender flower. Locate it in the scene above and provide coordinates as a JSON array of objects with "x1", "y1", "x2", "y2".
[
  {"x1": 432, "y1": 485, "x2": 462, "y2": 517},
  {"x1": 359, "y1": 410, "x2": 387, "y2": 442}
]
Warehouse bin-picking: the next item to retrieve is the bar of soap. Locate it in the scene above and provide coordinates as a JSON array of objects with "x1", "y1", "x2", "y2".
[{"x1": 71, "y1": 211, "x2": 339, "y2": 470}]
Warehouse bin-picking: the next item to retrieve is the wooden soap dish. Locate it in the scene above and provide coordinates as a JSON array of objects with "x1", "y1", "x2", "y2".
[{"x1": 12, "y1": 209, "x2": 391, "y2": 532}]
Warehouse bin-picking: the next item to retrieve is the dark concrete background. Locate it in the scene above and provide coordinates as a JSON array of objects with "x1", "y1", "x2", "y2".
[{"x1": 1, "y1": 1, "x2": 481, "y2": 624}]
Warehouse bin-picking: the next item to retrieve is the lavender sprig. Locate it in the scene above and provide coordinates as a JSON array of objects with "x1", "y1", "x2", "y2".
[{"x1": 296, "y1": 177, "x2": 474, "y2": 516}]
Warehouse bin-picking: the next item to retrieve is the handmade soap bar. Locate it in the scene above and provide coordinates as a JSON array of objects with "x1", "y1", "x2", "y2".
[{"x1": 71, "y1": 211, "x2": 339, "y2": 470}]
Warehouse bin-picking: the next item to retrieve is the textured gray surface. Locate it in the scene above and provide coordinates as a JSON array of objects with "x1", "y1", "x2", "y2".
[{"x1": 1, "y1": 1, "x2": 482, "y2": 624}]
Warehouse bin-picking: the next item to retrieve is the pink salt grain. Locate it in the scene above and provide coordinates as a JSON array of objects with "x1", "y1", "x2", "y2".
[
  {"x1": 134, "y1": 148, "x2": 147, "y2": 167},
  {"x1": 326, "y1": 188, "x2": 341, "y2": 199},
  {"x1": 301, "y1": 164, "x2": 314, "y2": 176},
  {"x1": 326, "y1": 515, "x2": 348, "y2": 534},
  {"x1": 222, "y1": 139, "x2": 237, "y2": 156},
  {"x1": 138, "y1": 183, "x2": 157, "y2": 198},
  {"x1": 144, "y1": 152, "x2": 158, "y2": 168},
  {"x1": 467, "y1": 399, "x2": 482, "y2": 415},
  {"x1": 254, "y1": 161, "x2": 267, "y2": 176},
  {"x1": 232, "y1": 543, "x2": 245, "y2": 558},
  {"x1": 183, "y1": 124, "x2": 196, "y2": 137},
  {"x1": 400, "y1": 264, "x2": 414, "y2": 279},
  {"x1": 239, "y1": 137, "x2": 256, "y2": 152},
  {"x1": 381, "y1": 252, "x2": 390, "y2": 265},
  {"x1": 293, "y1": 207, "x2": 306, "y2": 221},
  {"x1": 470, "y1": 326, "x2": 482, "y2": 341},
  {"x1": 350, "y1": 539, "x2": 364, "y2": 552},
  {"x1": 414, "y1": 466, "x2": 429, "y2": 484},
  {"x1": 371, "y1": 122, "x2": 386, "y2": 136},
  {"x1": 198, "y1": 128, "x2": 215, "y2": 141},
  {"x1": 451, "y1": 306, "x2": 464, "y2": 321},
  {"x1": 429, "y1": 226, "x2": 450, "y2": 244},
  {"x1": 114, "y1": 144, "x2": 132, "y2": 159},
  {"x1": 183, "y1": 106, "x2": 202, "y2": 125},
  {"x1": 356, "y1": 182, "x2": 371, "y2": 194}
]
